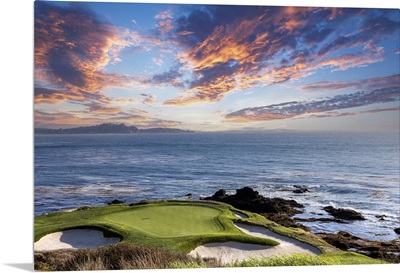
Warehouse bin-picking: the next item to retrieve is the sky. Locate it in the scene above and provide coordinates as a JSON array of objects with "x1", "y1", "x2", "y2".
[{"x1": 34, "y1": 0, "x2": 400, "y2": 131}]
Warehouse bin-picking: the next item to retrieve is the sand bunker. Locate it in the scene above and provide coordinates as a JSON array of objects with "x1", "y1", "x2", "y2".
[
  {"x1": 189, "y1": 223, "x2": 320, "y2": 265},
  {"x1": 34, "y1": 229, "x2": 120, "y2": 251}
]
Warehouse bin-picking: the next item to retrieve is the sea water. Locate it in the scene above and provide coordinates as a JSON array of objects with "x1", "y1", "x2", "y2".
[{"x1": 34, "y1": 131, "x2": 400, "y2": 241}]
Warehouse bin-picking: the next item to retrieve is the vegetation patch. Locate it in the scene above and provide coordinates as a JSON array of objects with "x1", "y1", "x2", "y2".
[{"x1": 34, "y1": 244, "x2": 208, "y2": 271}]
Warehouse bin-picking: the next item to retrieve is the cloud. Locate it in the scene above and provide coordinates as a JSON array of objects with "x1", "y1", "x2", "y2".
[
  {"x1": 177, "y1": 30, "x2": 194, "y2": 36},
  {"x1": 140, "y1": 94, "x2": 157, "y2": 105},
  {"x1": 35, "y1": 3, "x2": 126, "y2": 93},
  {"x1": 302, "y1": 74, "x2": 400, "y2": 92},
  {"x1": 225, "y1": 86, "x2": 399, "y2": 122},
  {"x1": 34, "y1": 110, "x2": 111, "y2": 128},
  {"x1": 34, "y1": 2, "x2": 159, "y2": 107},
  {"x1": 34, "y1": 86, "x2": 86, "y2": 104},
  {"x1": 82, "y1": 102, "x2": 123, "y2": 115},
  {"x1": 155, "y1": 10, "x2": 174, "y2": 35},
  {"x1": 113, "y1": 97, "x2": 141, "y2": 105},
  {"x1": 146, "y1": 65, "x2": 184, "y2": 87},
  {"x1": 164, "y1": 6, "x2": 399, "y2": 105},
  {"x1": 307, "y1": 107, "x2": 400, "y2": 119},
  {"x1": 152, "y1": 57, "x2": 164, "y2": 66},
  {"x1": 155, "y1": 10, "x2": 173, "y2": 20}
]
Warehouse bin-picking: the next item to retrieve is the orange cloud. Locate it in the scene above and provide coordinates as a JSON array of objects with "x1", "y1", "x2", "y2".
[
  {"x1": 155, "y1": 10, "x2": 174, "y2": 35},
  {"x1": 177, "y1": 30, "x2": 194, "y2": 36},
  {"x1": 34, "y1": 91, "x2": 86, "y2": 104},
  {"x1": 164, "y1": 75, "x2": 237, "y2": 105},
  {"x1": 165, "y1": 6, "x2": 397, "y2": 106},
  {"x1": 34, "y1": 3, "x2": 157, "y2": 107}
]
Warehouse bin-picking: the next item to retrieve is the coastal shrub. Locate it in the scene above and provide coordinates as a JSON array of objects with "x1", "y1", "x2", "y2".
[
  {"x1": 34, "y1": 244, "x2": 197, "y2": 271},
  {"x1": 168, "y1": 255, "x2": 222, "y2": 268}
]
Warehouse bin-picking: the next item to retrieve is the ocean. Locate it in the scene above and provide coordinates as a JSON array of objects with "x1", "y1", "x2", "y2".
[{"x1": 34, "y1": 131, "x2": 400, "y2": 241}]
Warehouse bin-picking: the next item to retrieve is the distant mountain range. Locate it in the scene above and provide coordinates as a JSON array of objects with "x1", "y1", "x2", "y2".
[{"x1": 35, "y1": 123, "x2": 195, "y2": 134}]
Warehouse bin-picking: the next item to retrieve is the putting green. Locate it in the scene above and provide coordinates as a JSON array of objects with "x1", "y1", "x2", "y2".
[
  {"x1": 34, "y1": 201, "x2": 282, "y2": 252},
  {"x1": 104, "y1": 204, "x2": 224, "y2": 237}
]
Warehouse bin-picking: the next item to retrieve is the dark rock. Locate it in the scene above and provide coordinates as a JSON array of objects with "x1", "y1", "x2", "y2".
[
  {"x1": 394, "y1": 228, "x2": 400, "y2": 234},
  {"x1": 211, "y1": 187, "x2": 303, "y2": 214},
  {"x1": 203, "y1": 187, "x2": 305, "y2": 230},
  {"x1": 293, "y1": 188, "x2": 310, "y2": 194},
  {"x1": 323, "y1": 206, "x2": 366, "y2": 220},
  {"x1": 360, "y1": 246, "x2": 381, "y2": 252},
  {"x1": 317, "y1": 231, "x2": 400, "y2": 263},
  {"x1": 212, "y1": 189, "x2": 226, "y2": 199},
  {"x1": 185, "y1": 193, "x2": 193, "y2": 199},
  {"x1": 235, "y1": 187, "x2": 259, "y2": 199},
  {"x1": 264, "y1": 213, "x2": 311, "y2": 231},
  {"x1": 338, "y1": 231, "x2": 361, "y2": 239},
  {"x1": 293, "y1": 217, "x2": 347, "y2": 224},
  {"x1": 129, "y1": 200, "x2": 150, "y2": 206},
  {"x1": 333, "y1": 239, "x2": 349, "y2": 249},
  {"x1": 376, "y1": 214, "x2": 387, "y2": 221},
  {"x1": 76, "y1": 206, "x2": 90, "y2": 211},
  {"x1": 107, "y1": 199, "x2": 124, "y2": 205},
  {"x1": 368, "y1": 251, "x2": 381, "y2": 259}
]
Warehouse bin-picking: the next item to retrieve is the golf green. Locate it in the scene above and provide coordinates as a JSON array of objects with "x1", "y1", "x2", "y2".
[
  {"x1": 103, "y1": 204, "x2": 224, "y2": 237},
  {"x1": 34, "y1": 201, "x2": 282, "y2": 252}
]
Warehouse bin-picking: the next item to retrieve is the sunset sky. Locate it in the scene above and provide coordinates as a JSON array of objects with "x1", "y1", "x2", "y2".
[{"x1": 34, "y1": 0, "x2": 400, "y2": 131}]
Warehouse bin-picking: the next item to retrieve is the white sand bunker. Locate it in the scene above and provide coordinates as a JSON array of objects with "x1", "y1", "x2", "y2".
[
  {"x1": 34, "y1": 229, "x2": 120, "y2": 251},
  {"x1": 189, "y1": 223, "x2": 320, "y2": 265}
]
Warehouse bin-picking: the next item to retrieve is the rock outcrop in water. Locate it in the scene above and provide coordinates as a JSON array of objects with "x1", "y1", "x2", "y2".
[
  {"x1": 292, "y1": 186, "x2": 310, "y2": 194},
  {"x1": 107, "y1": 199, "x2": 124, "y2": 205},
  {"x1": 204, "y1": 187, "x2": 303, "y2": 214},
  {"x1": 323, "y1": 206, "x2": 366, "y2": 220},
  {"x1": 317, "y1": 231, "x2": 400, "y2": 263},
  {"x1": 203, "y1": 187, "x2": 307, "y2": 230}
]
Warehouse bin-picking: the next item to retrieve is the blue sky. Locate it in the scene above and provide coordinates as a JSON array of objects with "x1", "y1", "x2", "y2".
[{"x1": 33, "y1": 0, "x2": 400, "y2": 131}]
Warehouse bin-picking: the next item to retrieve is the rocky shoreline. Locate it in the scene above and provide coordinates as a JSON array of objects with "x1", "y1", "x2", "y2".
[{"x1": 202, "y1": 186, "x2": 400, "y2": 263}]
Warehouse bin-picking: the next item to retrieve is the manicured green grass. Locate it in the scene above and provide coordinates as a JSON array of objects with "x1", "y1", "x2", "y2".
[
  {"x1": 35, "y1": 201, "x2": 278, "y2": 252},
  {"x1": 104, "y1": 204, "x2": 224, "y2": 237}
]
